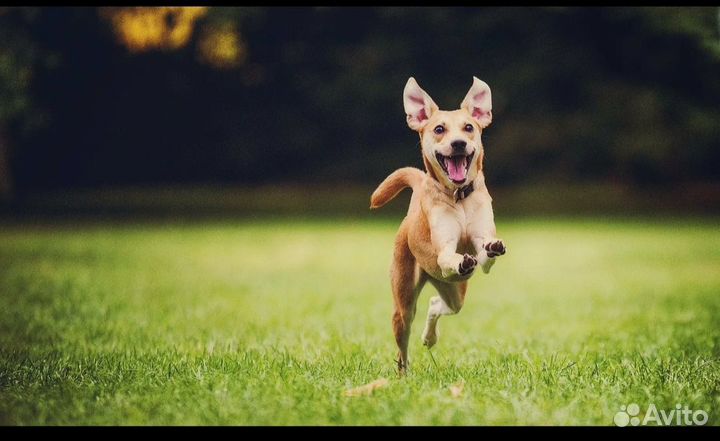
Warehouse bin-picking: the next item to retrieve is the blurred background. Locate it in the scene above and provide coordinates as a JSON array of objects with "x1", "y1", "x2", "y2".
[{"x1": 0, "y1": 6, "x2": 719, "y2": 217}]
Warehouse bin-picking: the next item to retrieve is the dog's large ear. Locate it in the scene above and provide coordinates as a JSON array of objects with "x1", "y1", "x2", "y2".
[
  {"x1": 403, "y1": 77, "x2": 438, "y2": 131},
  {"x1": 461, "y1": 76, "x2": 492, "y2": 128}
]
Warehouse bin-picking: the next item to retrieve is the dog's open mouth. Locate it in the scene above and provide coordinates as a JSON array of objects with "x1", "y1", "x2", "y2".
[{"x1": 436, "y1": 151, "x2": 474, "y2": 184}]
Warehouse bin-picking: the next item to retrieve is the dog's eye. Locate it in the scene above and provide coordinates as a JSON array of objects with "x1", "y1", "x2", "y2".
[
  {"x1": 433, "y1": 125, "x2": 445, "y2": 135},
  {"x1": 464, "y1": 124, "x2": 474, "y2": 132}
]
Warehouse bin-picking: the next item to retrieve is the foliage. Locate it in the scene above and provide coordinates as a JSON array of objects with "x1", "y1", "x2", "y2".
[{"x1": 1, "y1": 7, "x2": 719, "y2": 191}]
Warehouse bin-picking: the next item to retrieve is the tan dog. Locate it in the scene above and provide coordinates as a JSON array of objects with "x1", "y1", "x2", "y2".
[{"x1": 370, "y1": 77, "x2": 506, "y2": 373}]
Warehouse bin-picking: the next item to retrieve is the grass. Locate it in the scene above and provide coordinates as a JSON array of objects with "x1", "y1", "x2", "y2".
[{"x1": 0, "y1": 215, "x2": 719, "y2": 425}]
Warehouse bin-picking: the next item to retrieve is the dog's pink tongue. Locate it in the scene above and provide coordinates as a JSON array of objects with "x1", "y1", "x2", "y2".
[{"x1": 447, "y1": 157, "x2": 466, "y2": 182}]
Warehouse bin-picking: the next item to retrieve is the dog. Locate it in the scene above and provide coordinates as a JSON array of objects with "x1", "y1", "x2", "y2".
[{"x1": 370, "y1": 76, "x2": 506, "y2": 373}]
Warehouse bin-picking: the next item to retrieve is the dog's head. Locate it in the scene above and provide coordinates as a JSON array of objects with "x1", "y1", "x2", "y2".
[{"x1": 403, "y1": 77, "x2": 492, "y2": 189}]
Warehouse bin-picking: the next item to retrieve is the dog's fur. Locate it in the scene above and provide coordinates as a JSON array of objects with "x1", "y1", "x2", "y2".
[{"x1": 370, "y1": 77, "x2": 506, "y2": 373}]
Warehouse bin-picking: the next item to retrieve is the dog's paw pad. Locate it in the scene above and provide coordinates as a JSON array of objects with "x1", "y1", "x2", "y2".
[
  {"x1": 484, "y1": 240, "x2": 506, "y2": 258},
  {"x1": 458, "y1": 253, "x2": 477, "y2": 275}
]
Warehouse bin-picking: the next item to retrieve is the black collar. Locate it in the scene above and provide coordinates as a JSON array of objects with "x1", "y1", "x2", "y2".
[
  {"x1": 453, "y1": 182, "x2": 474, "y2": 202},
  {"x1": 426, "y1": 171, "x2": 476, "y2": 203}
]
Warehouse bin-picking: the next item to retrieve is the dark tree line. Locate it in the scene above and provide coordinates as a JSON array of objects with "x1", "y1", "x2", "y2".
[{"x1": 1, "y1": 7, "x2": 719, "y2": 201}]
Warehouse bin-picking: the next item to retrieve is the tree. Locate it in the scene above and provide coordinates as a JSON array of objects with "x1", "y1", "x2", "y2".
[{"x1": 0, "y1": 7, "x2": 47, "y2": 202}]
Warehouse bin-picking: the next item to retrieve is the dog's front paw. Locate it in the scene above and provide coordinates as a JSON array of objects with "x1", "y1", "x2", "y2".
[
  {"x1": 484, "y1": 240, "x2": 506, "y2": 258},
  {"x1": 458, "y1": 253, "x2": 477, "y2": 276}
]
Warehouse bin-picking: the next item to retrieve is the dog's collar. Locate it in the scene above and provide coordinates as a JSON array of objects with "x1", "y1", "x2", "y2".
[
  {"x1": 453, "y1": 182, "x2": 474, "y2": 202},
  {"x1": 425, "y1": 170, "x2": 475, "y2": 203}
]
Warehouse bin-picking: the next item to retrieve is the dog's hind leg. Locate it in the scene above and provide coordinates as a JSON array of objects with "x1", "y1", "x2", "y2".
[
  {"x1": 391, "y1": 230, "x2": 427, "y2": 375},
  {"x1": 421, "y1": 280, "x2": 467, "y2": 349}
]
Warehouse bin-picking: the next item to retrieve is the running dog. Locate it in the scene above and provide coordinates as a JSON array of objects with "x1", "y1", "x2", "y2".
[{"x1": 370, "y1": 76, "x2": 506, "y2": 373}]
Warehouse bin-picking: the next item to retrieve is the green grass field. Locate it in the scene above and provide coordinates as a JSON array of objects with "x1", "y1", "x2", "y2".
[{"x1": 1, "y1": 216, "x2": 719, "y2": 425}]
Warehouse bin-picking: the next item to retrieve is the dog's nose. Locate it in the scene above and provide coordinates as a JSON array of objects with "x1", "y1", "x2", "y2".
[{"x1": 451, "y1": 140, "x2": 467, "y2": 152}]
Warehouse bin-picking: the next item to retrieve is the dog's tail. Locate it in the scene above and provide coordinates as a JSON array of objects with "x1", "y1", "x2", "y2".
[{"x1": 370, "y1": 167, "x2": 424, "y2": 209}]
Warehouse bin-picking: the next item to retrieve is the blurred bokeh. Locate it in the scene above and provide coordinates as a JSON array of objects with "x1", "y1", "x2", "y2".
[{"x1": 0, "y1": 7, "x2": 718, "y2": 216}]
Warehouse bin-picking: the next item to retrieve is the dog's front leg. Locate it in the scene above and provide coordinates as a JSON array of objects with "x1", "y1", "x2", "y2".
[
  {"x1": 430, "y1": 208, "x2": 477, "y2": 278},
  {"x1": 470, "y1": 235, "x2": 505, "y2": 273},
  {"x1": 468, "y1": 200, "x2": 505, "y2": 274},
  {"x1": 470, "y1": 235, "x2": 505, "y2": 274},
  {"x1": 474, "y1": 246, "x2": 498, "y2": 274}
]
